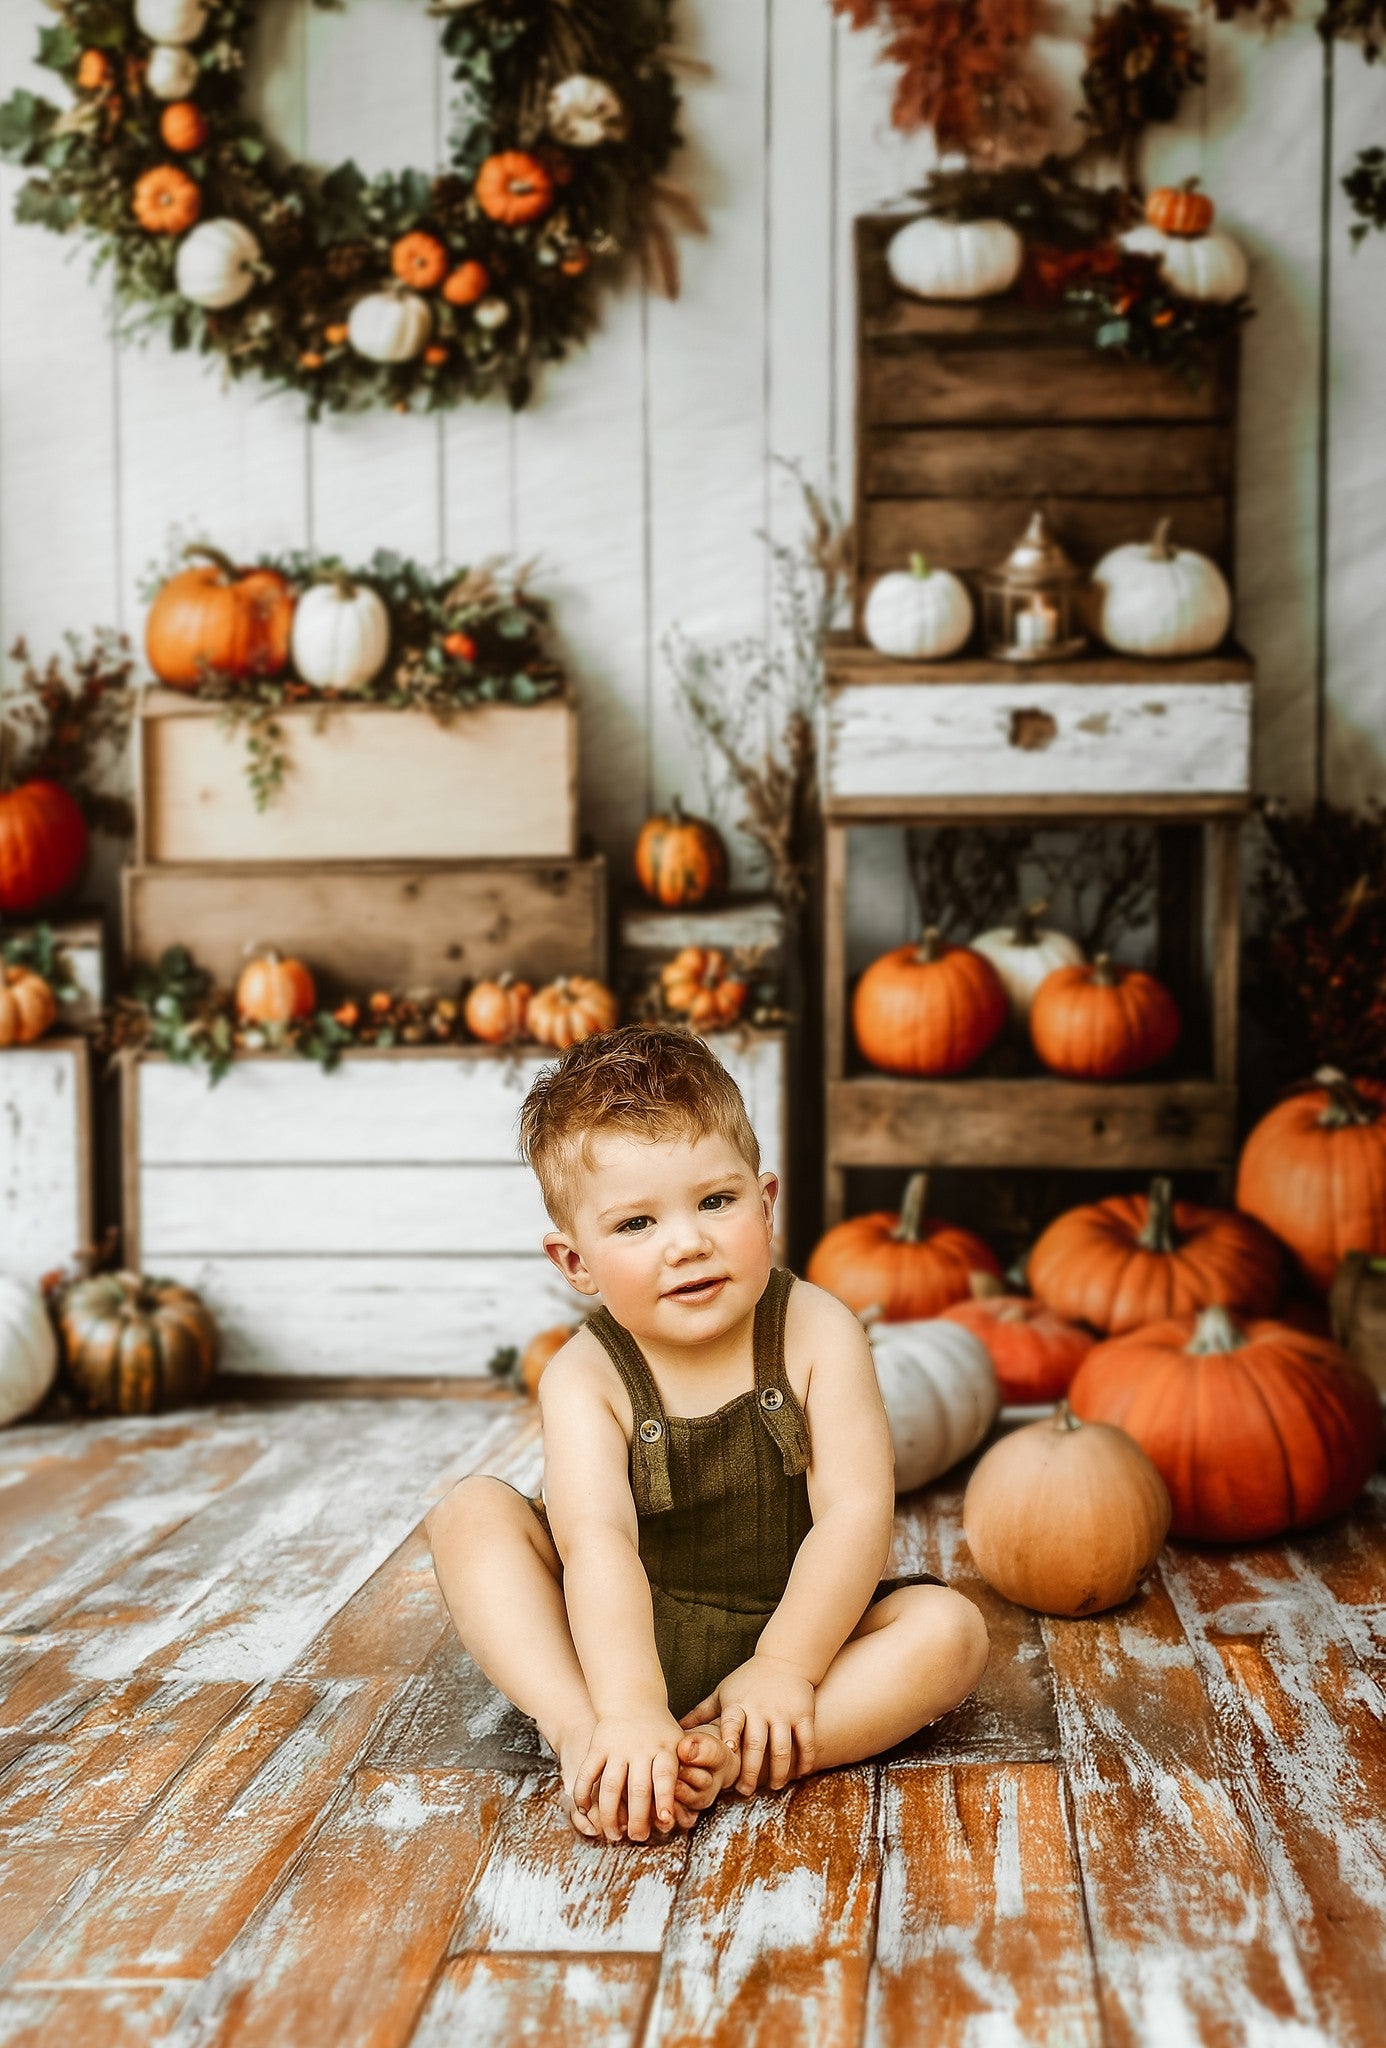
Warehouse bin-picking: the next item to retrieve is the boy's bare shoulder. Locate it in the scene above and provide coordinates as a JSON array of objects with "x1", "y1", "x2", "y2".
[
  {"x1": 787, "y1": 1275, "x2": 865, "y2": 1345},
  {"x1": 535, "y1": 1324, "x2": 630, "y2": 1427}
]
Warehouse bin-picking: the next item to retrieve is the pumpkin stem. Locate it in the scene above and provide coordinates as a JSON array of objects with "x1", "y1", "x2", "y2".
[
  {"x1": 668, "y1": 795, "x2": 686, "y2": 825},
  {"x1": 1054, "y1": 1400, "x2": 1083, "y2": 1432},
  {"x1": 0, "y1": 721, "x2": 14, "y2": 794},
  {"x1": 892, "y1": 1173, "x2": 929, "y2": 1244},
  {"x1": 1089, "y1": 953, "x2": 1118, "y2": 988},
  {"x1": 184, "y1": 543, "x2": 242, "y2": 583},
  {"x1": 969, "y1": 1269, "x2": 1007, "y2": 1301},
  {"x1": 1187, "y1": 1303, "x2": 1247, "y2": 1355},
  {"x1": 1313, "y1": 1066, "x2": 1379, "y2": 1129},
  {"x1": 1136, "y1": 1176, "x2": 1179, "y2": 1254},
  {"x1": 1011, "y1": 899, "x2": 1049, "y2": 946},
  {"x1": 909, "y1": 552, "x2": 930, "y2": 580},
  {"x1": 913, "y1": 927, "x2": 946, "y2": 965},
  {"x1": 329, "y1": 570, "x2": 359, "y2": 601},
  {"x1": 855, "y1": 1302, "x2": 885, "y2": 1330},
  {"x1": 1148, "y1": 518, "x2": 1175, "y2": 562}
]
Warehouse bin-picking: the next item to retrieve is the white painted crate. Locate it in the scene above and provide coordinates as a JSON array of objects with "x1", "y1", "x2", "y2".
[
  {"x1": 125, "y1": 1034, "x2": 788, "y2": 1380},
  {"x1": 0, "y1": 1039, "x2": 94, "y2": 1284}
]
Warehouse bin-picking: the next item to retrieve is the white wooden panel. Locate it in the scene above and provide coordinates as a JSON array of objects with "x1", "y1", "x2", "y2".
[
  {"x1": 144, "y1": 1254, "x2": 576, "y2": 1378},
  {"x1": 828, "y1": 682, "x2": 1253, "y2": 800},
  {"x1": 0, "y1": 1042, "x2": 90, "y2": 1283},
  {"x1": 140, "y1": 1163, "x2": 548, "y2": 1255},
  {"x1": 767, "y1": 0, "x2": 835, "y2": 561}
]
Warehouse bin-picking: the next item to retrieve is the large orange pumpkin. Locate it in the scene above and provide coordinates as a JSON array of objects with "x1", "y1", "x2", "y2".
[
  {"x1": 475, "y1": 151, "x2": 555, "y2": 225},
  {"x1": 0, "y1": 771, "x2": 89, "y2": 916},
  {"x1": 1029, "y1": 956, "x2": 1181, "y2": 1079},
  {"x1": 853, "y1": 929, "x2": 1007, "y2": 1077},
  {"x1": 526, "y1": 976, "x2": 619, "y2": 1051},
  {"x1": 1068, "y1": 1304, "x2": 1382, "y2": 1541},
  {"x1": 235, "y1": 949, "x2": 317, "y2": 1025},
  {"x1": 1027, "y1": 1175, "x2": 1282, "y2": 1335},
  {"x1": 0, "y1": 965, "x2": 57, "y2": 1048},
  {"x1": 941, "y1": 1292, "x2": 1094, "y2": 1404},
  {"x1": 806, "y1": 1172, "x2": 1002, "y2": 1321},
  {"x1": 633, "y1": 800, "x2": 728, "y2": 909},
  {"x1": 1236, "y1": 1069, "x2": 1386, "y2": 1293},
  {"x1": 146, "y1": 547, "x2": 295, "y2": 689}
]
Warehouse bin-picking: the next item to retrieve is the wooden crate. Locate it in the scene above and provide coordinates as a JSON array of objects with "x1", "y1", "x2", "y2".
[
  {"x1": 1330, "y1": 1254, "x2": 1386, "y2": 1395},
  {"x1": 0, "y1": 1038, "x2": 94, "y2": 1284},
  {"x1": 4, "y1": 910, "x2": 107, "y2": 1031},
  {"x1": 616, "y1": 896, "x2": 789, "y2": 1012},
  {"x1": 123, "y1": 858, "x2": 607, "y2": 994},
  {"x1": 135, "y1": 688, "x2": 578, "y2": 865},
  {"x1": 853, "y1": 215, "x2": 1239, "y2": 622},
  {"x1": 121, "y1": 1032, "x2": 788, "y2": 1380}
]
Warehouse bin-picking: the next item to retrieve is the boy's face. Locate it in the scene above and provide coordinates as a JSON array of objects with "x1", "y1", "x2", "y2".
[{"x1": 542, "y1": 1126, "x2": 778, "y2": 1345}]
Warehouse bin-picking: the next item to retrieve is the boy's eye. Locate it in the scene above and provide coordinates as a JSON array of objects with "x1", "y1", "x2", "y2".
[
  {"x1": 700, "y1": 1192, "x2": 735, "y2": 1210},
  {"x1": 616, "y1": 1216, "x2": 653, "y2": 1234}
]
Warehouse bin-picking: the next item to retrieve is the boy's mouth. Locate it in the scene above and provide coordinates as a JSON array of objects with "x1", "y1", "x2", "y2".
[{"x1": 664, "y1": 1275, "x2": 728, "y2": 1303}]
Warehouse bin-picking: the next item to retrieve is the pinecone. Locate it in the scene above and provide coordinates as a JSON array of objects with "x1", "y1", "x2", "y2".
[
  {"x1": 323, "y1": 241, "x2": 376, "y2": 286},
  {"x1": 428, "y1": 174, "x2": 475, "y2": 240}
]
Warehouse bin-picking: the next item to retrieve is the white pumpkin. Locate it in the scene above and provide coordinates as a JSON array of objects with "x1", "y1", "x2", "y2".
[
  {"x1": 887, "y1": 215, "x2": 1023, "y2": 302},
  {"x1": 868, "y1": 1318, "x2": 999, "y2": 1493},
  {"x1": 144, "y1": 43, "x2": 199, "y2": 99},
  {"x1": 175, "y1": 218, "x2": 262, "y2": 309},
  {"x1": 864, "y1": 554, "x2": 974, "y2": 661},
  {"x1": 970, "y1": 905, "x2": 1085, "y2": 1028},
  {"x1": 0, "y1": 1279, "x2": 58, "y2": 1429},
  {"x1": 473, "y1": 296, "x2": 512, "y2": 331},
  {"x1": 135, "y1": 0, "x2": 209, "y2": 45},
  {"x1": 1092, "y1": 518, "x2": 1232, "y2": 657},
  {"x1": 348, "y1": 291, "x2": 433, "y2": 363},
  {"x1": 291, "y1": 578, "x2": 391, "y2": 692},
  {"x1": 1118, "y1": 223, "x2": 1248, "y2": 305}
]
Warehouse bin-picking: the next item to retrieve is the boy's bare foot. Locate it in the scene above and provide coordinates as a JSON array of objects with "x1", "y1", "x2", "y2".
[{"x1": 555, "y1": 1721, "x2": 603, "y2": 1839}]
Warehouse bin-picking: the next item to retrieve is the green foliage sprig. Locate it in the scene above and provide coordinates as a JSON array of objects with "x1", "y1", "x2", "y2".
[{"x1": 0, "y1": 921, "x2": 80, "y2": 1006}]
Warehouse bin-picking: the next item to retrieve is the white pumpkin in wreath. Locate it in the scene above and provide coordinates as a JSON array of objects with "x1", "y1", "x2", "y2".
[
  {"x1": 144, "y1": 43, "x2": 199, "y2": 99},
  {"x1": 1092, "y1": 518, "x2": 1231, "y2": 657},
  {"x1": 864, "y1": 555, "x2": 974, "y2": 660},
  {"x1": 867, "y1": 1315, "x2": 999, "y2": 1493},
  {"x1": 135, "y1": 0, "x2": 209, "y2": 44},
  {"x1": 348, "y1": 290, "x2": 433, "y2": 364},
  {"x1": 291, "y1": 578, "x2": 391, "y2": 692},
  {"x1": 969, "y1": 904, "x2": 1085, "y2": 1028},
  {"x1": 1, "y1": 1278, "x2": 58, "y2": 1429},
  {"x1": 176, "y1": 219, "x2": 262, "y2": 309},
  {"x1": 887, "y1": 215, "x2": 1023, "y2": 302}
]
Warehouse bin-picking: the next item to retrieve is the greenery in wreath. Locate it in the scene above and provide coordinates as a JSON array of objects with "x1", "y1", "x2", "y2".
[{"x1": 0, "y1": 0, "x2": 699, "y2": 415}]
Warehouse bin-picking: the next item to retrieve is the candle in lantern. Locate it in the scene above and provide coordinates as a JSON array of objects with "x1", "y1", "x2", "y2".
[{"x1": 1015, "y1": 594, "x2": 1058, "y2": 653}]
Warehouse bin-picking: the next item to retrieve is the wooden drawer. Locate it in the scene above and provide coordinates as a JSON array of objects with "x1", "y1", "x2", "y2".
[
  {"x1": 135, "y1": 689, "x2": 577, "y2": 865},
  {"x1": 0, "y1": 1038, "x2": 94, "y2": 1284},
  {"x1": 124, "y1": 1034, "x2": 789, "y2": 1377},
  {"x1": 123, "y1": 858, "x2": 607, "y2": 995}
]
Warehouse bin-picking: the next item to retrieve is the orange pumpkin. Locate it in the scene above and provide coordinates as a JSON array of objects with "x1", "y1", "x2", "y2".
[
  {"x1": 1236, "y1": 1069, "x2": 1386, "y2": 1293},
  {"x1": 1146, "y1": 182, "x2": 1215, "y2": 238},
  {"x1": 235, "y1": 949, "x2": 317, "y2": 1025},
  {"x1": 443, "y1": 631, "x2": 478, "y2": 662},
  {"x1": 475, "y1": 151, "x2": 555, "y2": 225},
  {"x1": 57, "y1": 1271, "x2": 219, "y2": 1417},
  {"x1": 1069, "y1": 1305, "x2": 1382, "y2": 1541},
  {"x1": 660, "y1": 947, "x2": 748, "y2": 1030},
  {"x1": 464, "y1": 973, "x2": 533, "y2": 1046},
  {"x1": 633, "y1": 800, "x2": 728, "y2": 909},
  {"x1": 133, "y1": 165, "x2": 202, "y2": 235},
  {"x1": 442, "y1": 261, "x2": 490, "y2": 306},
  {"x1": 1027, "y1": 1175, "x2": 1282, "y2": 1336},
  {"x1": 941, "y1": 1292, "x2": 1094, "y2": 1405},
  {"x1": 522, "y1": 1324, "x2": 579, "y2": 1398},
  {"x1": 391, "y1": 232, "x2": 449, "y2": 290},
  {"x1": 160, "y1": 102, "x2": 207, "y2": 152},
  {"x1": 853, "y1": 929, "x2": 1007, "y2": 1077},
  {"x1": 77, "y1": 49, "x2": 111, "y2": 92},
  {"x1": 525, "y1": 976, "x2": 619, "y2": 1051},
  {"x1": 145, "y1": 547, "x2": 294, "y2": 689},
  {"x1": 0, "y1": 965, "x2": 57, "y2": 1048},
  {"x1": 806, "y1": 1173, "x2": 1003, "y2": 1322},
  {"x1": 1029, "y1": 956, "x2": 1181, "y2": 1080},
  {"x1": 0, "y1": 766, "x2": 89, "y2": 916}
]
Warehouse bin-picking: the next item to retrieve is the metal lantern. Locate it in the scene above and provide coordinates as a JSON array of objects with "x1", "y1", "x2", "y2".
[{"x1": 981, "y1": 510, "x2": 1088, "y2": 662}]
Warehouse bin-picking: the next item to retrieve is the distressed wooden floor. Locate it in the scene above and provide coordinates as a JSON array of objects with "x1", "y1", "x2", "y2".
[{"x1": 1, "y1": 1393, "x2": 1384, "y2": 2047}]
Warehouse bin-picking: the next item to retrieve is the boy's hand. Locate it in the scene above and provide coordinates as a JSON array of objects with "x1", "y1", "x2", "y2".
[
  {"x1": 573, "y1": 1710, "x2": 684, "y2": 1842},
  {"x1": 682, "y1": 1653, "x2": 816, "y2": 1794}
]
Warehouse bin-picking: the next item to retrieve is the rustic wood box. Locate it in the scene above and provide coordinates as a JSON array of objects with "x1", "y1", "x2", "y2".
[
  {"x1": 854, "y1": 214, "x2": 1239, "y2": 625},
  {"x1": 5, "y1": 911, "x2": 107, "y2": 1031},
  {"x1": 135, "y1": 688, "x2": 578, "y2": 865},
  {"x1": 616, "y1": 896, "x2": 789, "y2": 1012},
  {"x1": 123, "y1": 858, "x2": 607, "y2": 995},
  {"x1": 1331, "y1": 1253, "x2": 1386, "y2": 1395},
  {"x1": 0, "y1": 1038, "x2": 94, "y2": 1283},
  {"x1": 121, "y1": 1032, "x2": 787, "y2": 1380}
]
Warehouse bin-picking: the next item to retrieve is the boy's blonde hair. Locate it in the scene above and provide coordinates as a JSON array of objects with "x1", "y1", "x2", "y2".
[{"x1": 517, "y1": 1023, "x2": 761, "y2": 1233}]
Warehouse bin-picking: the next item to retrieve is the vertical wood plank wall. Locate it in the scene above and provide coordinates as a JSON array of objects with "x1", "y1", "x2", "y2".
[{"x1": 0, "y1": 0, "x2": 1380, "y2": 967}]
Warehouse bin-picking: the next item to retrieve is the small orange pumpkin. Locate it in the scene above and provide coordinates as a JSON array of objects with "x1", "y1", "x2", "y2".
[
  {"x1": 806, "y1": 1172, "x2": 1003, "y2": 1322},
  {"x1": 1236, "y1": 1070, "x2": 1386, "y2": 1293},
  {"x1": 443, "y1": 631, "x2": 477, "y2": 662},
  {"x1": 160, "y1": 102, "x2": 207, "y2": 152},
  {"x1": 0, "y1": 965, "x2": 57, "y2": 1048},
  {"x1": 660, "y1": 947, "x2": 748, "y2": 1030},
  {"x1": 235, "y1": 949, "x2": 317, "y2": 1025},
  {"x1": 633, "y1": 799, "x2": 728, "y2": 909},
  {"x1": 391, "y1": 232, "x2": 449, "y2": 290},
  {"x1": 853, "y1": 929, "x2": 1007, "y2": 1078},
  {"x1": 475, "y1": 151, "x2": 555, "y2": 225},
  {"x1": 442, "y1": 261, "x2": 490, "y2": 306},
  {"x1": 1145, "y1": 181, "x2": 1215, "y2": 238},
  {"x1": 463, "y1": 973, "x2": 533, "y2": 1046},
  {"x1": 525, "y1": 976, "x2": 619, "y2": 1051},
  {"x1": 1029, "y1": 956, "x2": 1181, "y2": 1080},
  {"x1": 941, "y1": 1290, "x2": 1095, "y2": 1405},
  {"x1": 133, "y1": 165, "x2": 202, "y2": 236},
  {"x1": 145, "y1": 546, "x2": 294, "y2": 689},
  {"x1": 522, "y1": 1324, "x2": 579, "y2": 1398},
  {"x1": 77, "y1": 49, "x2": 111, "y2": 92}
]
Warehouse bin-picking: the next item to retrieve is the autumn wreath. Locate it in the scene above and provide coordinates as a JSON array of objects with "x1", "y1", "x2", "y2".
[{"x1": 0, "y1": 0, "x2": 699, "y2": 415}]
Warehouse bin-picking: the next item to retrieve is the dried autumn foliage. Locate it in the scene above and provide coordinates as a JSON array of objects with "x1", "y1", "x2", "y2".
[{"x1": 831, "y1": 0, "x2": 1047, "y2": 160}]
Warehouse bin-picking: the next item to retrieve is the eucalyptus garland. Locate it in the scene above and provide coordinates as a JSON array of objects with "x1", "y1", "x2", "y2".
[{"x1": 0, "y1": 0, "x2": 693, "y2": 415}]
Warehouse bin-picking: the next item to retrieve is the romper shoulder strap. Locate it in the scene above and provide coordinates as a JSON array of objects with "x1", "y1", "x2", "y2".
[
  {"x1": 753, "y1": 1268, "x2": 811, "y2": 1477},
  {"x1": 583, "y1": 1307, "x2": 674, "y2": 1513}
]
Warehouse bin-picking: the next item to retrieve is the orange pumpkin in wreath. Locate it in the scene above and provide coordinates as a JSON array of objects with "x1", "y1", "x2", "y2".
[
  {"x1": 133, "y1": 165, "x2": 202, "y2": 235},
  {"x1": 391, "y1": 232, "x2": 449, "y2": 290},
  {"x1": 475, "y1": 151, "x2": 554, "y2": 226}
]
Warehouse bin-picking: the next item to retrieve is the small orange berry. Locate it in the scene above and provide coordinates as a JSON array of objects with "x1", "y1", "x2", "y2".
[
  {"x1": 76, "y1": 49, "x2": 110, "y2": 92},
  {"x1": 560, "y1": 250, "x2": 590, "y2": 277},
  {"x1": 423, "y1": 343, "x2": 448, "y2": 366},
  {"x1": 442, "y1": 260, "x2": 489, "y2": 307},
  {"x1": 444, "y1": 631, "x2": 478, "y2": 661},
  {"x1": 299, "y1": 351, "x2": 324, "y2": 370},
  {"x1": 368, "y1": 991, "x2": 393, "y2": 1015},
  {"x1": 324, "y1": 322, "x2": 349, "y2": 346},
  {"x1": 1152, "y1": 308, "x2": 1175, "y2": 327},
  {"x1": 334, "y1": 1000, "x2": 361, "y2": 1029}
]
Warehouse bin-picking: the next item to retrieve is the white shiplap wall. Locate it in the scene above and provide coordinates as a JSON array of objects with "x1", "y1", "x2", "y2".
[{"x1": 0, "y1": 0, "x2": 1382, "y2": 971}]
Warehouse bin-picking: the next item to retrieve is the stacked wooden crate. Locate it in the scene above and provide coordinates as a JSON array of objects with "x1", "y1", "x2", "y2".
[{"x1": 821, "y1": 217, "x2": 1255, "y2": 1225}]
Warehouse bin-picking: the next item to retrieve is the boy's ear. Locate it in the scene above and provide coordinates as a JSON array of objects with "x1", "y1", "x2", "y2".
[
  {"x1": 758, "y1": 1172, "x2": 779, "y2": 1232},
  {"x1": 543, "y1": 1231, "x2": 601, "y2": 1296}
]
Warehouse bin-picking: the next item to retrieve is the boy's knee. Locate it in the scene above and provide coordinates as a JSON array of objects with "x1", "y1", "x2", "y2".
[
  {"x1": 912, "y1": 1587, "x2": 990, "y2": 1695},
  {"x1": 424, "y1": 1472, "x2": 510, "y2": 1550}
]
